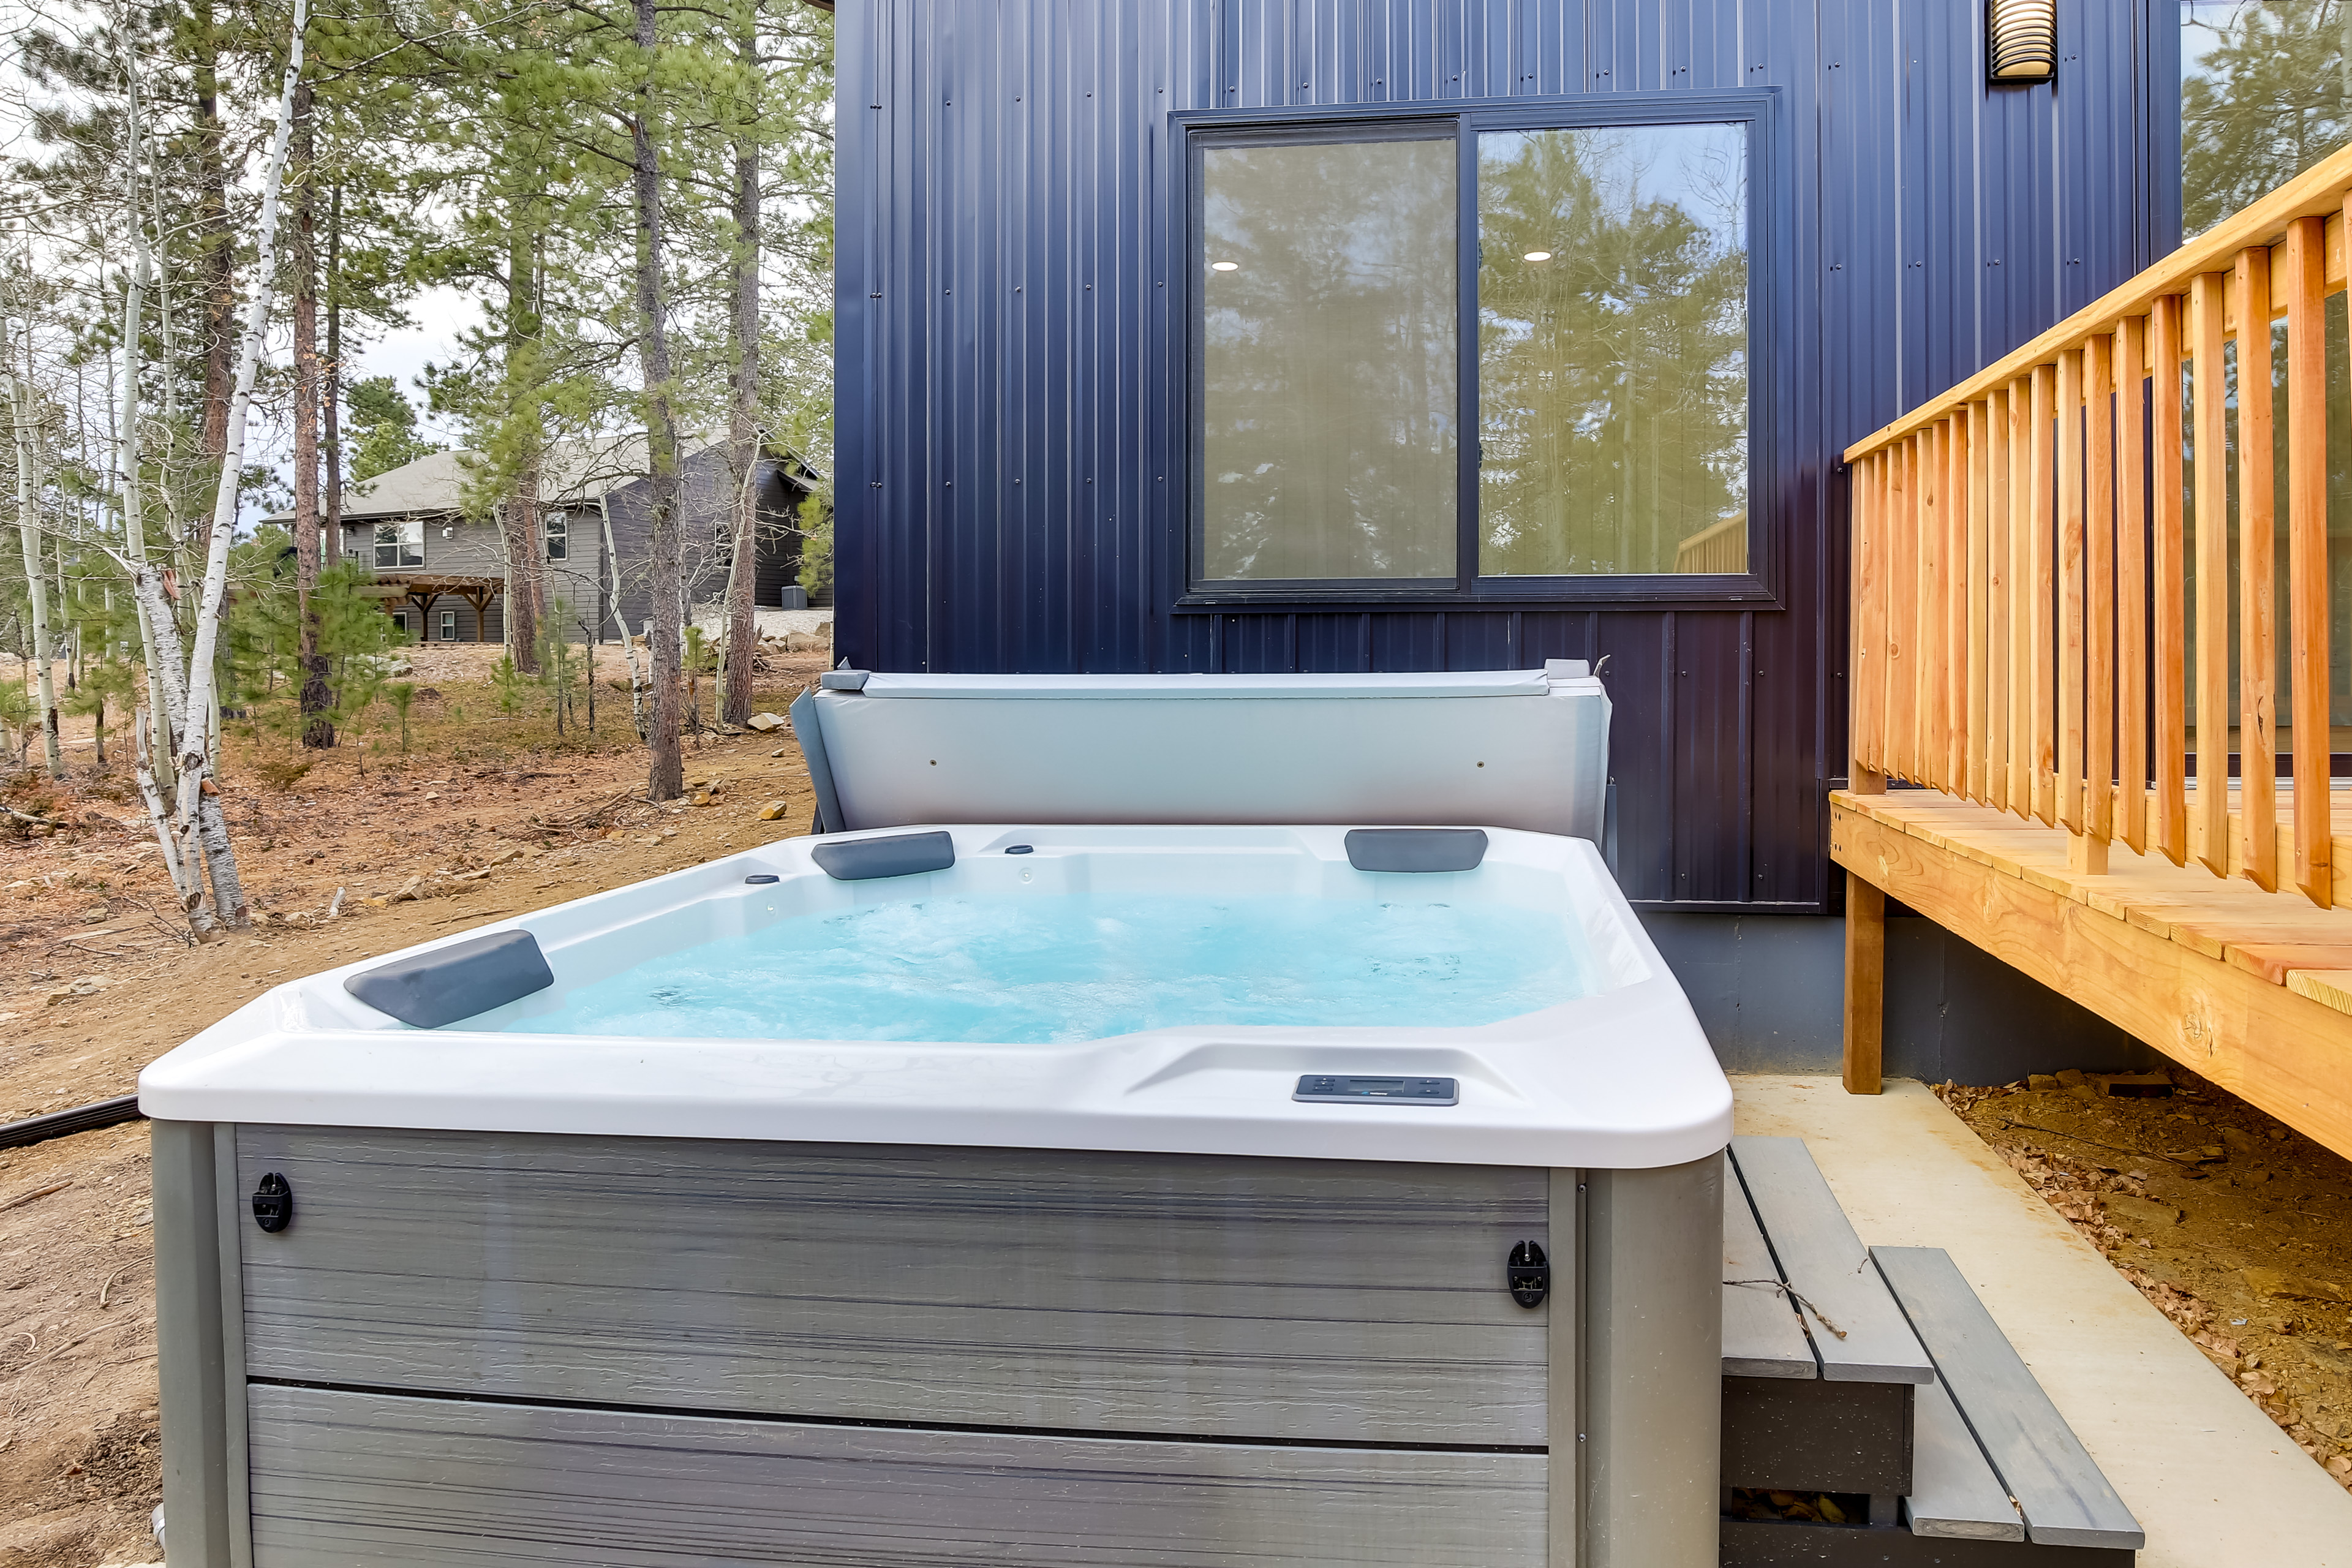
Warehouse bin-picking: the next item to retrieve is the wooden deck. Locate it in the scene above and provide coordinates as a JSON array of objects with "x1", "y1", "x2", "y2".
[{"x1": 1832, "y1": 788, "x2": 2352, "y2": 1161}]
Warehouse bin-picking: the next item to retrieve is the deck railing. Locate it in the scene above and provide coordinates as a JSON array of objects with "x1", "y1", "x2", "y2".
[{"x1": 1844, "y1": 143, "x2": 2352, "y2": 908}]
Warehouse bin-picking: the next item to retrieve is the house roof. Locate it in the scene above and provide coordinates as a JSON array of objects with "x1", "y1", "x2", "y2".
[{"x1": 265, "y1": 432, "x2": 728, "y2": 524}]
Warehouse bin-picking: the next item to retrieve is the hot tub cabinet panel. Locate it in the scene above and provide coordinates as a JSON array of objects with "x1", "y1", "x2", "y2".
[
  {"x1": 160, "y1": 1122, "x2": 1724, "y2": 1567},
  {"x1": 246, "y1": 1382, "x2": 1549, "y2": 1568},
  {"x1": 233, "y1": 1127, "x2": 1553, "y2": 1445}
]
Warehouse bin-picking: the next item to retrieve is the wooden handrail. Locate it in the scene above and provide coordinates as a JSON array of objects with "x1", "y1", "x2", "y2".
[
  {"x1": 1845, "y1": 144, "x2": 2352, "y2": 907},
  {"x1": 1845, "y1": 143, "x2": 2352, "y2": 463}
]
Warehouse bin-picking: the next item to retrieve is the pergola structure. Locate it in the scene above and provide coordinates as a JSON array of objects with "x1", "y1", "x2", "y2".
[{"x1": 373, "y1": 573, "x2": 502, "y2": 643}]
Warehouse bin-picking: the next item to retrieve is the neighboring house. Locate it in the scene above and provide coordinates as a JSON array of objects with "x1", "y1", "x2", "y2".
[{"x1": 267, "y1": 435, "x2": 815, "y2": 645}]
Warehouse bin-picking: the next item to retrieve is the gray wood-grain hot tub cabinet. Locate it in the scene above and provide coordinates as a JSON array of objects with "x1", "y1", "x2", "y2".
[
  {"x1": 1583, "y1": 1156, "x2": 1724, "y2": 1568},
  {"x1": 246, "y1": 1382, "x2": 1550, "y2": 1567},
  {"x1": 154, "y1": 1121, "x2": 1726, "y2": 1568},
  {"x1": 233, "y1": 1126, "x2": 1551, "y2": 1444}
]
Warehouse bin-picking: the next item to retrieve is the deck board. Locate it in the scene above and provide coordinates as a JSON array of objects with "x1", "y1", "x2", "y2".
[{"x1": 1831, "y1": 789, "x2": 2352, "y2": 1161}]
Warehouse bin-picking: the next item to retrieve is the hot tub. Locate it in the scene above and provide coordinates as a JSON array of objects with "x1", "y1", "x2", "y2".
[{"x1": 144, "y1": 665, "x2": 1730, "y2": 1568}]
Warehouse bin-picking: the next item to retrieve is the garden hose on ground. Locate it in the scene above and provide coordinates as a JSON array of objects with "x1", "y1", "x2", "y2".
[{"x1": 0, "y1": 1093, "x2": 145, "y2": 1151}]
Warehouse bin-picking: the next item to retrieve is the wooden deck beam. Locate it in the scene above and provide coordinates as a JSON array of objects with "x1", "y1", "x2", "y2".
[{"x1": 1830, "y1": 793, "x2": 2352, "y2": 1161}]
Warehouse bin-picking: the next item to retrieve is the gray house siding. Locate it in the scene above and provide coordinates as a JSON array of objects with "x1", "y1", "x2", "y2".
[
  {"x1": 596, "y1": 450, "x2": 811, "y2": 638},
  {"x1": 335, "y1": 447, "x2": 810, "y2": 645}
]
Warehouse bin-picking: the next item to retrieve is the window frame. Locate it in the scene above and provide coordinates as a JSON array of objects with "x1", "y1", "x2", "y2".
[
  {"x1": 546, "y1": 512, "x2": 568, "y2": 562},
  {"x1": 438, "y1": 608, "x2": 458, "y2": 642},
  {"x1": 374, "y1": 518, "x2": 426, "y2": 570},
  {"x1": 1170, "y1": 90, "x2": 1782, "y2": 610}
]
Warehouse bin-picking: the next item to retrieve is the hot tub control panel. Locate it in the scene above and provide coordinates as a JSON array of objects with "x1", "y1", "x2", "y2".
[{"x1": 1292, "y1": 1074, "x2": 1458, "y2": 1106}]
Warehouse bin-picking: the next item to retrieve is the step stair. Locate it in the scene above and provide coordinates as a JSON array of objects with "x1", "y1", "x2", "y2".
[{"x1": 1721, "y1": 1136, "x2": 2143, "y2": 1564}]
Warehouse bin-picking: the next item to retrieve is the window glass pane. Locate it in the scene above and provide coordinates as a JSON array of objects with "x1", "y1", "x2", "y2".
[
  {"x1": 2182, "y1": 2, "x2": 2351, "y2": 238},
  {"x1": 1199, "y1": 135, "x2": 1458, "y2": 581},
  {"x1": 1477, "y1": 123, "x2": 1748, "y2": 576}
]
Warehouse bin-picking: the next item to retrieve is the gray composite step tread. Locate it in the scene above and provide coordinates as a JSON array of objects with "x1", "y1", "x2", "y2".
[
  {"x1": 1875, "y1": 1246, "x2": 2144, "y2": 1551},
  {"x1": 1727, "y1": 1137, "x2": 1934, "y2": 1384},
  {"x1": 1905, "y1": 1373, "x2": 2025, "y2": 1542},
  {"x1": 1722, "y1": 1161, "x2": 1817, "y2": 1379}
]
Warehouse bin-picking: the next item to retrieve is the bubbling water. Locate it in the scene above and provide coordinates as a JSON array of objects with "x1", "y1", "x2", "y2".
[{"x1": 494, "y1": 894, "x2": 1594, "y2": 1043}]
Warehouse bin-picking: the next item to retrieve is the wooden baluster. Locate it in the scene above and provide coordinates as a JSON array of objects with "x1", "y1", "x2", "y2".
[
  {"x1": 1853, "y1": 452, "x2": 1887, "y2": 790},
  {"x1": 1947, "y1": 413, "x2": 1972, "y2": 793},
  {"x1": 1872, "y1": 450, "x2": 1894, "y2": 781},
  {"x1": 1918, "y1": 421, "x2": 1946, "y2": 788},
  {"x1": 2115, "y1": 315, "x2": 2150, "y2": 858},
  {"x1": 2284, "y1": 215, "x2": 2331, "y2": 907},
  {"x1": 1968, "y1": 399, "x2": 1992, "y2": 804},
  {"x1": 2008, "y1": 375, "x2": 2035, "y2": 818},
  {"x1": 2151, "y1": 294, "x2": 2188, "y2": 866},
  {"x1": 1987, "y1": 388, "x2": 2012, "y2": 814},
  {"x1": 2237, "y1": 244, "x2": 2278, "y2": 892},
  {"x1": 2029, "y1": 363, "x2": 2059, "y2": 824},
  {"x1": 1890, "y1": 435, "x2": 1917, "y2": 782},
  {"x1": 2058, "y1": 347, "x2": 2088, "y2": 845},
  {"x1": 2085, "y1": 334, "x2": 2116, "y2": 853},
  {"x1": 2190, "y1": 273, "x2": 2230, "y2": 875}
]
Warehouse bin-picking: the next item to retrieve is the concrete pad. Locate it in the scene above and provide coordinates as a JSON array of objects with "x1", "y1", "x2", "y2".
[{"x1": 1733, "y1": 1074, "x2": 2352, "y2": 1568}]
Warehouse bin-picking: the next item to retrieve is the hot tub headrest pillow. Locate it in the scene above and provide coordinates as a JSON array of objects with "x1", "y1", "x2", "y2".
[
  {"x1": 811, "y1": 829, "x2": 956, "y2": 881},
  {"x1": 1344, "y1": 827, "x2": 1488, "y2": 873},
  {"x1": 344, "y1": 929, "x2": 555, "y2": 1029}
]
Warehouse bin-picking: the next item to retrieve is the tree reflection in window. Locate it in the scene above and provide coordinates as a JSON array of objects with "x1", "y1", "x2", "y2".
[
  {"x1": 1477, "y1": 124, "x2": 1748, "y2": 576},
  {"x1": 1199, "y1": 134, "x2": 1460, "y2": 582},
  {"x1": 2182, "y1": 0, "x2": 2352, "y2": 238}
]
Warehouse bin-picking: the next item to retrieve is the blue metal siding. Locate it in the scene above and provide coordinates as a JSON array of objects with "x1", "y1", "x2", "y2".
[{"x1": 834, "y1": 0, "x2": 2175, "y2": 911}]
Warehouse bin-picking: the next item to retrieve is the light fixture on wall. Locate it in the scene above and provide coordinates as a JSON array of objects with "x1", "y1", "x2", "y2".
[
  {"x1": 1210, "y1": 260, "x2": 1240, "y2": 272},
  {"x1": 1522, "y1": 251, "x2": 1553, "y2": 262},
  {"x1": 1987, "y1": 0, "x2": 2056, "y2": 85}
]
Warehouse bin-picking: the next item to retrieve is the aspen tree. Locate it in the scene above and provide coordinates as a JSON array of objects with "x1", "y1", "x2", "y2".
[{"x1": 125, "y1": 0, "x2": 310, "y2": 932}]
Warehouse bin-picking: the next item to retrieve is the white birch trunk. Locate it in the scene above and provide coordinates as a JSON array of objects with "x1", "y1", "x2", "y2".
[
  {"x1": 600, "y1": 493, "x2": 649, "y2": 741},
  {"x1": 5, "y1": 353, "x2": 61, "y2": 777},
  {"x1": 116, "y1": 36, "x2": 174, "y2": 789},
  {"x1": 167, "y1": 0, "x2": 309, "y2": 930},
  {"x1": 132, "y1": 706, "x2": 190, "y2": 899}
]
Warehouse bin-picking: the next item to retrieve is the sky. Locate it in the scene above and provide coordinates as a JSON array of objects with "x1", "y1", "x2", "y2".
[{"x1": 360, "y1": 284, "x2": 481, "y2": 450}]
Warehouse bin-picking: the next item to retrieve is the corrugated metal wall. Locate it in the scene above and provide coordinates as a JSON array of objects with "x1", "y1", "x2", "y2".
[{"x1": 834, "y1": 0, "x2": 2174, "y2": 911}]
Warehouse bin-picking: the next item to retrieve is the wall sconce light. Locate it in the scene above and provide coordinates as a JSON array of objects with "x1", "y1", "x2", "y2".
[{"x1": 1987, "y1": 0, "x2": 2056, "y2": 85}]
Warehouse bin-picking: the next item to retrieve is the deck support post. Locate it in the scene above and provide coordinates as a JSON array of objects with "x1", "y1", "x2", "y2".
[
  {"x1": 1843, "y1": 872, "x2": 1885, "y2": 1095},
  {"x1": 2067, "y1": 831, "x2": 2109, "y2": 876}
]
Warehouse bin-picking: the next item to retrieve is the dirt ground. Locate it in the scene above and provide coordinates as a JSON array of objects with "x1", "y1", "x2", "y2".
[
  {"x1": 1937, "y1": 1071, "x2": 2352, "y2": 1492},
  {"x1": 1, "y1": 642, "x2": 831, "y2": 1566}
]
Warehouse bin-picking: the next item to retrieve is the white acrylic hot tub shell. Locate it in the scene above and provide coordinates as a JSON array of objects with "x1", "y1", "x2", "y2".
[{"x1": 138, "y1": 824, "x2": 1730, "y2": 1169}]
